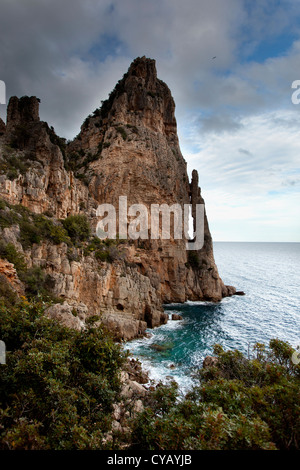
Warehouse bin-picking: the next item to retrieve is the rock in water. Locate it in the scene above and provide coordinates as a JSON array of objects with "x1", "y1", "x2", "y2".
[{"x1": 172, "y1": 313, "x2": 183, "y2": 320}]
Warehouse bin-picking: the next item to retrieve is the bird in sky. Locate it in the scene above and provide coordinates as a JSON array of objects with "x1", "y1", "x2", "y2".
[{"x1": 212, "y1": 56, "x2": 217, "y2": 59}]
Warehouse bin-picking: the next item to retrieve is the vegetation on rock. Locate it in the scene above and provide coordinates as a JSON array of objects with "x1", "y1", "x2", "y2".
[{"x1": 127, "y1": 340, "x2": 299, "y2": 450}]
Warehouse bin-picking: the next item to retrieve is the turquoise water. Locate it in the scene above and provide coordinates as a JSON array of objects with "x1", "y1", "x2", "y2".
[{"x1": 124, "y1": 242, "x2": 300, "y2": 395}]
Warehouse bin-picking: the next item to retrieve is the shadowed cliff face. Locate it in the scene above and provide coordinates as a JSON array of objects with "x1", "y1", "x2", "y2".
[
  {"x1": 0, "y1": 57, "x2": 235, "y2": 340},
  {"x1": 69, "y1": 56, "x2": 189, "y2": 209},
  {"x1": 0, "y1": 95, "x2": 92, "y2": 217}
]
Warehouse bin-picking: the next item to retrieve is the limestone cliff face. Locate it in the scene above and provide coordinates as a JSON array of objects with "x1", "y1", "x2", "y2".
[
  {"x1": 0, "y1": 57, "x2": 235, "y2": 340},
  {"x1": 68, "y1": 56, "x2": 234, "y2": 303}
]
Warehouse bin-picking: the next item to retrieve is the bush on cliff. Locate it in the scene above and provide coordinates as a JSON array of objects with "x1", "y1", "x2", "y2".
[
  {"x1": 0, "y1": 298, "x2": 126, "y2": 450},
  {"x1": 62, "y1": 214, "x2": 90, "y2": 243},
  {"x1": 129, "y1": 340, "x2": 300, "y2": 450},
  {"x1": 0, "y1": 199, "x2": 71, "y2": 247}
]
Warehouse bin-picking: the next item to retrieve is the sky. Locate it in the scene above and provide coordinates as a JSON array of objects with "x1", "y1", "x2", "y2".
[{"x1": 0, "y1": 0, "x2": 300, "y2": 242}]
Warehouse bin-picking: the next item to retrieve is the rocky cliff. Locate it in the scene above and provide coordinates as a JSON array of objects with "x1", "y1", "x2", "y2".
[{"x1": 0, "y1": 56, "x2": 236, "y2": 340}]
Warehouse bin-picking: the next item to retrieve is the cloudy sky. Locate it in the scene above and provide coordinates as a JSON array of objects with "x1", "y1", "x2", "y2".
[{"x1": 0, "y1": 0, "x2": 300, "y2": 241}]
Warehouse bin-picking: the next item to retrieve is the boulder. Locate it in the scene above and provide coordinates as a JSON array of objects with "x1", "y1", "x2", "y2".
[
  {"x1": 45, "y1": 302, "x2": 85, "y2": 331},
  {"x1": 0, "y1": 259, "x2": 25, "y2": 296},
  {"x1": 172, "y1": 313, "x2": 183, "y2": 320}
]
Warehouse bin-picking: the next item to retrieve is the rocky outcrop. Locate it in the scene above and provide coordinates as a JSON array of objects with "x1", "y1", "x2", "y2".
[
  {"x1": 0, "y1": 96, "x2": 93, "y2": 218},
  {"x1": 172, "y1": 313, "x2": 183, "y2": 321},
  {"x1": 6, "y1": 96, "x2": 40, "y2": 131},
  {"x1": 45, "y1": 302, "x2": 86, "y2": 331},
  {"x1": 0, "y1": 56, "x2": 236, "y2": 340},
  {"x1": 103, "y1": 360, "x2": 149, "y2": 444},
  {"x1": 0, "y1": 258, "x2": 25, "y2": 296}
]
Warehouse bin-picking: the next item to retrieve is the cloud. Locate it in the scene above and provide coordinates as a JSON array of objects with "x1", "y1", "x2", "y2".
[
  {"x1": 198, "y1": 113, "x2": 244, "y2": 134},
  {"x1": 1, "y1": 0, "x2": 300, "y2": 138},
  {"x1": 184, "y1": 109, "x2": 300, "y2": 241},
  {"x1": 238, "y1": 148, "x2": 253, "y2": 156},
  {"x1": 0, "y1": 0, "x2": 127, "y2": 137},
  {"x1": 0, "y1": 0, "x2": 299, "y2": 240},
  {"x1": 0, "y1": 0, "x2": 245, "y2": 137}
]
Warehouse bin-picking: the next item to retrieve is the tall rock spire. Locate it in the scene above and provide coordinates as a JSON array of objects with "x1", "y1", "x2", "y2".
[
  {"x1": 6, "y1": 96, "x2": 40, "y2": 131},
  {"x1": 68, "y1": 56, "x2": 235, "y2": 302}
]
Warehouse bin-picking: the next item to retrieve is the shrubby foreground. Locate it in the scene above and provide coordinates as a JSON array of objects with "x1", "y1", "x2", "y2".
[{"x1": 0, "y1": 284, "x2": 299, "y2": 450}]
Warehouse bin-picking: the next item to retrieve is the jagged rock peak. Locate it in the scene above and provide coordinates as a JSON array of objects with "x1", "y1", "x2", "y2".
[
  {"x1": 76, "y1": 55, "x2": 177, "y2": 142},
  {"x1": 127, "y1": 56, "x2": 157, "y2": 83},
  {"x1": 6, "y1": 95, "x2": 40, "y2": 129}
]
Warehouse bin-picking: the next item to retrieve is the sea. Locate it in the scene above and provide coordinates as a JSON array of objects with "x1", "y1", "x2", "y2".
[{"x1": 124, "y1": 242, "x2": 300, "y2": 396}]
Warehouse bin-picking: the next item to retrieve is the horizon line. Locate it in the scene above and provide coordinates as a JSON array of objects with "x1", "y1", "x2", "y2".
[{"x1": 213, "y1": 240, "x2": 300, "y2": 243}]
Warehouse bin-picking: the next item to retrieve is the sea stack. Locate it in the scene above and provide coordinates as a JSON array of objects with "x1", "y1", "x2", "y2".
[{"x1": 69, "y1": 56, "x2": 235, "y2": 302}]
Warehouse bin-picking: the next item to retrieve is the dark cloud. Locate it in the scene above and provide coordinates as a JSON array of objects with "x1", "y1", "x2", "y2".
[
  {"x1": 282, "y1": 178, "x2": 300, "y2": 187},
  {"x1": 238, "y1": 148, "x2": 252, "y2": 156},
  {"x1": 0, "y1": 0, "x2": 123, "y2": 137},
  {"x1": 198, "y1": 113, "x2": 244, "y2": 134},
  {"x1": 0, "y1": 0, "x2": 300, "y2": 142},
  {"x1": 0, "y1": 0, "x2": 299, "y2": 240},
  {"x1": 0, "y1": 0, "x2": 244, "y2": 138}
]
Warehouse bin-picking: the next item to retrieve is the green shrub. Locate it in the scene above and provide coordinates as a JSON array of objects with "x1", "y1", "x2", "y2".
[
  {"x1": 19, "y1": 266, "x2": 46, "y2": 297},
  {"x1": 62, "y1": 214, "x2": 91, "y2": 243},
  {"x1": 83, "y1": 235, "x2": 125, "y2": 263},
  {"x1": 0, "y1": 274, "x2": 19, "y2": 306},
  {"x1": 6, "y1": 167, "x2": 18, "y2": 181},
  {"x1": 47, "y1": 224, "x2": 71, "y2": 245},
  {"x1": 0, "y1": 206, "x2": 20, "y2": 229},
  {"x1": 32, "y1": 215, "x2": 70, "y2": 245},
  {"x1": 0, "y1": 241, "x2": 27, "y2": 273},
  {"x1": 0, "y1": 200, "x2": 76, "y2": 251},
  {"x1": 0, "y1": 299, "x2": 125, "y2": 449},
  {"x1": 128, "y1": 340, "x2": 300, "y2": 451},
  {"x1": 0, "y1": 202, "x2": 71, "y2": 248},
  {"x1": 94, "y1": 249, "x2": 110, "y2": 262},
  {"x1": 19, "y1": 220, "x2": 42, "y2": 248},
  {"x1": 116, "y1": 126, "x2": 127, "y2": 141}
]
